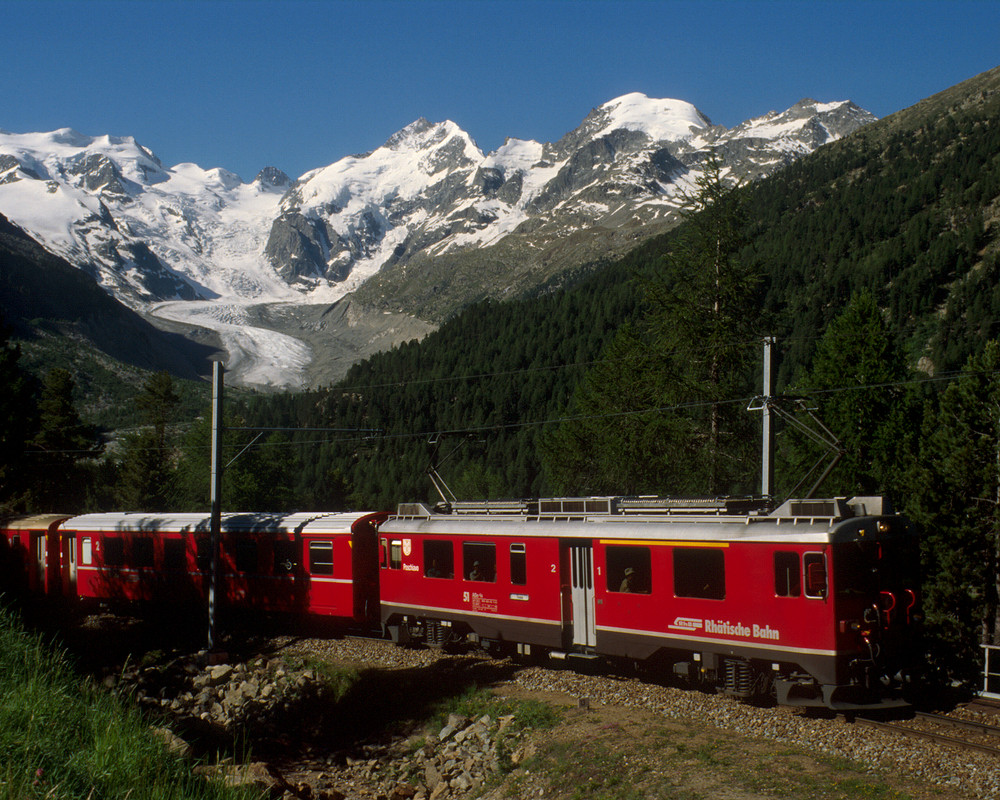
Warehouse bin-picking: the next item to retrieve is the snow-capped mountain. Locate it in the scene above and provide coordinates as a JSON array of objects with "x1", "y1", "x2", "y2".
[
  {"x1": 0, "y1": 129, "x2": 294, "y2": 308},
  {"x1": 0, "y1": 95, "x2": 874, "y2": 388},
  {"x1": 0, "y1": 95, "x2": 874, "y2": 314},
  {"x1": 268, "y1": 95, "x2": 874, "y2": 303}
]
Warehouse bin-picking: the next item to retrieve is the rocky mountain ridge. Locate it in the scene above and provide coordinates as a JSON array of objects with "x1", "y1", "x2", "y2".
[
  {"x1": 0, "y1": 95, "x2": 873, "y2": 315},
  {"x1": 0, "y1": 94, "x2": 875, "y2": 387}
]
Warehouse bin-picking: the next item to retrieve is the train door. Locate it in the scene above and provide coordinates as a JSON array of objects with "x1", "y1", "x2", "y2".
[
  {"x1": 565, "y1": 542, "x2": 596, "y2": 649},
  {"x1": 63, "y1": 533, "x2": 77, "y2": 596},
  {"x1": 34, "y1": 535, "x2": 46, "y2": 592}
]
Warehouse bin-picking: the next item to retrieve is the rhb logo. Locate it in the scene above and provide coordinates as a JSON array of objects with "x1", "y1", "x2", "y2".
[{"x1": 668, "y1": 616, "x2": 703, "y2": 632}]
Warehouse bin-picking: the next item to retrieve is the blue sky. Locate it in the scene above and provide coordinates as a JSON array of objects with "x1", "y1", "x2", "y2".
[{"x1": 3, "y1": 0, "x2": 998, "y2": 181}]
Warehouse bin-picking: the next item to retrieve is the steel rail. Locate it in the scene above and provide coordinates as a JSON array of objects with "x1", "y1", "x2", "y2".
[
  {"x1": 855, "y1": 716, "x2": 1000, "y2": 757},
  {"x1": 914, "y1": 710, "x2": 1000, "y2": 738}
]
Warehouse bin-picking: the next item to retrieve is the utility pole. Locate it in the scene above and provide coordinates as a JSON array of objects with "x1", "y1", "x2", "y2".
[
  {"x1": 761, "y1": 337, "x2": 775, "y2": 501},
  {"x1": 208, "y1": 361, "x2": 224, "y2": 652}
]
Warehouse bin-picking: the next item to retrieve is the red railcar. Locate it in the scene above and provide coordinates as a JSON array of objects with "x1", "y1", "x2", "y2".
[
  {"x1": 60, "y1": 511, "x2": 386, "y2": 624},
  {"x1": 0, "y1": 514, "x2": 70, "y2": 597},
  {"x1": 378, "y1": 495, "x2": 920, "y2": 710}
]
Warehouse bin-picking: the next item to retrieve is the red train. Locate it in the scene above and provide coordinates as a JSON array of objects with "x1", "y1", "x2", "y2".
[{"x1": 1, "y1": 494, "x2": 920, "y2": 710}]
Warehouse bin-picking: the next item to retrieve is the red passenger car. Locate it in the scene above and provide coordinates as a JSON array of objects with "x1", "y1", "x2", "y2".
[
  {"x1": 378, "y1": 495, "x2": 920, "y2": 710},
  {"x1": 0, "y1": 514, "x2": 69, "y2": 597},
  {"x1": 60, "y1": 511, "x2": 386, "y2": 624}
]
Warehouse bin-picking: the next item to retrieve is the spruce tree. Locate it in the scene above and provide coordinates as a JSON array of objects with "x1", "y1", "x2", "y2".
[
  {"x1": 117, "y1": 372, "x2": 180, "y2": 510},
  {"x1": 907, "y1": 341, "x2": 1000, "y2": 679},
  {"x1": 542, "y1": 150, "x2": 765, "y2": 496},
  {"x1": 780, "y1": 289, "x2": 913, "y2": 500},
  {"x1": 30, "y1": 368, "x2": 100, "y2": 510},
  {"x1": 0, "y1": 314, "x2": 37, "y2": 512}
]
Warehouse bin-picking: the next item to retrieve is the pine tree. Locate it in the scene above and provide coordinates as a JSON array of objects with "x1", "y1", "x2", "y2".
[
  {"x1": 542, "y1": 150, "x2": 765, "y2": 496},
  {"x1": 907, "y1": 341, "x2": 1000, "y2": 679},
  {"x1": 30, "y1": 368, "x2": 100, "y2": 510},
  {"x1": 117, "y1": 372, "x2": 180, "y2": 510},
  {"x1": 781, "y1": 290, "x2": 913, "y2": 499},
  {"x1": 0, "y1": 314, "x2": 37, "y2": 511}
]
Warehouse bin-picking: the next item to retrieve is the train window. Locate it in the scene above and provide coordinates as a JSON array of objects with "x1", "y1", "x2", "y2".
[
  {"x1": 389, "y1": 540, "x2": 403, "y2": 570},
  {"x1": 834, "y1": 542, "x2": 881, "y2": 596},
  {"x1": 163, "y1": 539, "x2": 186, "y2": 571},
  {"x1": 510, "y1": 543, "x2": 527, "y2": 586},
  {"x1": 81, "y1": 537, "x2": 92, "y2": 565},
  {"x1": 103, "y1": 536, "x2": 125, "y2": 567},
  {"x1": 235, "y1": 539, "x2": 258, "y2": 573},
  {"x1": 463, "y1": 542, "x2": 496, "y2": 582},
  {"x1": 132, "y1": 537, "x2": 155, "y2": 569},
  {"x1": 774, "y1": 552, "x2": 801, "y2": 597},
  {"x1": 673, "y1": 547, "x2": 725, "y2": 600},
  {"x1": 308, "y1": 541, "x2": 333, "y2": 575},
  {"x1": 424, "y1": 540, "x2": 454, "y2": 578},
  {"x1": 804, "y1": 553, "x2": 827, "y2": 598},
  {"x1": 606, "y1": 545, "x2": 651, "y2": 594}
]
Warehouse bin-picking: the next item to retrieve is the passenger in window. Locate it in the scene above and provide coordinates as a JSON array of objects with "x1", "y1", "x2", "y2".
[
  {"x1": 469, "y1": 561, "x2": 483, "y2": 581},
  {"x1": 427, "y1": 559, "x2": 442, "y2": 578},
  {"x1": 619, "y1": 567, "x2": 635, "y2": 593}
]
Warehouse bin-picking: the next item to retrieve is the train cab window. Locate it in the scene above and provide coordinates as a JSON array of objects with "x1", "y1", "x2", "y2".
[
  {"x1": 804, "y1": 553, "x2": 827, "y2": 599},
  {"x1": 509, "y1": 543, "x2": 527, "y2": 586},
  {"x1": 308, "y1": 540, "x2": 334, "y2": 575},
  {"x1": 132, "y1": 537, "x2": 155, "y2": 569},
  {"x1": 774, "y1": 551, "x2": 801, "y2": 597},
  {"x1": 81, "y1": 537, "x2": 93, "y2": 566},
  {"x1": 673, "y1": 547, "x2": 725, "y2": 600},
  {"x1": 463, "y1": 542, "x2": 496, "y2": 582},
  {"x1": 389, "y1": 540, "x2": 403, "y2": 570},
  {"x1": 163, "y1": 539, "x2": 186, "y2": 571},
  {"x1": 606, "y1": 545, "x2": 651, "y2": 593},
  {"x1": 424, "y1": 540, "x2": 454, "y2": 578},
  {"x1": 835, "y1": 542, "x2": 882, "y2": 597},
  {"x1": 235, "y1": 539, "x2": 258, "y2": 573},
  {"x1": 103, "y1": 536, "x2": 125, "y2": 567},
  {"x1": 275, "y1": 539, "x2": 299, "y2": 574}
]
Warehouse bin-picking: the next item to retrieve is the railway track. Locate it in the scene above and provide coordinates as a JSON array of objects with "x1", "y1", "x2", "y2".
[{"x1": 856, "y1": 709, "x2": 1000, "y2": 757}]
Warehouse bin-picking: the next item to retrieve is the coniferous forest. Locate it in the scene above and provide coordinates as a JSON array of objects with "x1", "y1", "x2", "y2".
[{"x1": 3, "y1": 66, "x2": 1000, "y2": 677}]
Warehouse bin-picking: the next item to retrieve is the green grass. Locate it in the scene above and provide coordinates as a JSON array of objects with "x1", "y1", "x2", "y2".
[
  {"x1": 280, "y1": 654, "x2": 360, "y2": 703},
  {"x1": 0, "y1": 604, "x2": 261, "y2": 800},
  {"x1": 528, "y1": 721, "x2": 918, "y2": 800},
  {"x1": 426, "y1": 683, "x2": 561, "y2": 733}
]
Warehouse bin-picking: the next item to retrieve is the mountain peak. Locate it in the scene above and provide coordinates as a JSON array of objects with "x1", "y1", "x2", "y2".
[
  {"x1": 384, "y1": 118, "x2": 472, "y2": 152},
  {"x1": 254, "y1": 166, "x2": 292, "y2": 189},
  {"x1": 587, "y1": 93, "x2": 712, "y2": 142}
]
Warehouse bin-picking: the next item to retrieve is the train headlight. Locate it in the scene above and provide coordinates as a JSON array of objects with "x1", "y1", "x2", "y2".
[{"x1": 877, "y1": 520, "x2": 890, "y2": 533}]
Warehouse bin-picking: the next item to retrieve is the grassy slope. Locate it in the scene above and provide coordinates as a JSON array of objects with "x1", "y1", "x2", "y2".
[{"x1": 0, "y1": 605, "x2": 257, "y2": 800}]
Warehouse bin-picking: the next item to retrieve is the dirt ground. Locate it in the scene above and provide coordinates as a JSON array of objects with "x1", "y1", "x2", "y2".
[{"x1": 473, "y1": 687, "x2": 974, "y2": 800}]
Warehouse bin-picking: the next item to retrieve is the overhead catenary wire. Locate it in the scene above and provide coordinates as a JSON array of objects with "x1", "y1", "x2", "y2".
[{"x1": 28, "y1": 364, "x2": 998, "y2": 460}]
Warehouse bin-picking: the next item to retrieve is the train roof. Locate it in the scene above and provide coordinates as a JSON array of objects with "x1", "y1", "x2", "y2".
[
  {"x1": 1, "y1": 514, "x2": 71, "y2": 531},
  {"x1": 62, "y1": 511, "x2": 381, "y2": 535},
  {"x1": 384, "y1": 496, "x2": 909, "y2": 544}
]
